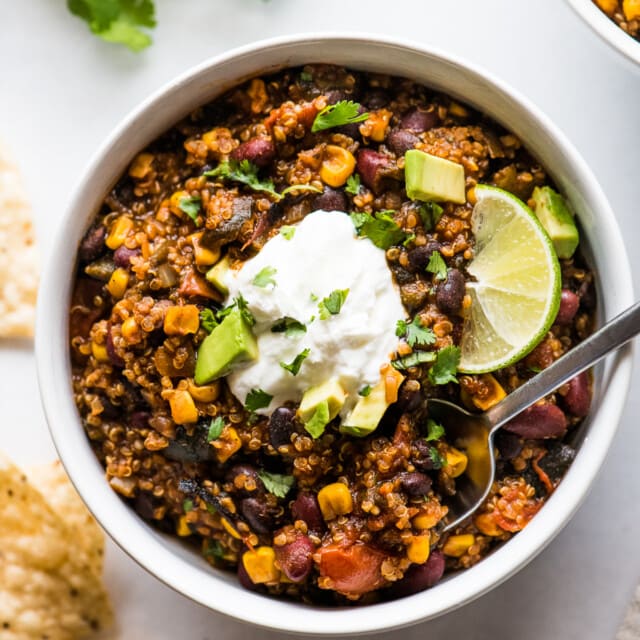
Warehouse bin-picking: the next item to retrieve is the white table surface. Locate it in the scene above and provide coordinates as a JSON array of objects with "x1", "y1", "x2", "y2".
[{"x1": 1, "y1": 1, "x2": 639, "y2": 638}]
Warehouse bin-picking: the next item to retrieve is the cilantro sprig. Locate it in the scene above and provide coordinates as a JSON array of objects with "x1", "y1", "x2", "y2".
[
  {"x1": 350, "y1": 211, "x2": 408, "y2": 250},
  {"x1": 257, "y1": 470, "x2": 295, "y2": 498},
  {"x1": 199, "y1": 308, "x2": 218, "y2": 333},
  {"x1": 271, "y1": 317, "x2": 307, "y2": 339},
  {"x1": 425, "y1": 419, "x2": 445, "y2": 441},
  {"x1": 179, "y1": 195, "x2": 202, "y2": 225},
  {"x1": 318, "y1": 289, "x2": 350, "y2": 319},
  {"x1": 428, "y1": 346, "x2": 461, "y2": 385},
  {"x1": 426, "y1": 251, "x2": 448, "y2": 281},
  {"x1": 244, "y1": 388, "x2": 273, "y2": 413},
  {"x1": 396, "y1": 317, "x2": 436, "y2": 348},
  {"x1": 217, "y1": 294, "x2": 255, "y2": 327},
  {"x1": 311, "y1": 100, "x2": 369, "y2": 133},
  {"x1": 252, "y1": 266, "x2": 277, "y2": 288},
  {"x1": 358, "y1": 385, "x2": 372, "y2": 397},
  {"x1": 419, "y1": 202, "x2": 444, "y2": 231},
  {"x1": 345, "y1": 174, "x2": 362, "y2": 196},
  {"x1": 280, "y1": 349, "x2": 310, "y2": 376},
  {"x1": 207, "y1": 416, "x2": 225, "y2": 442}
]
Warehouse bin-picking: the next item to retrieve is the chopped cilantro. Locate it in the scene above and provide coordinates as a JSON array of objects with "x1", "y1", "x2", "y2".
[
  {"x1": 178, "y1": 195, "x2": 202, "y2": 225},
  {"x1": 183, "y1": 498, "x2": 194, "y2": 513},
  {"x1": 199, "y1": 308, "x2": 218, "y2": 333},
  {"x1": 203, "y1": 539, "x2": 225, "y2": 561},
  {"x1": 402, "y1": 233, "x2": 416, "y2": 247},
  {"x1": 429, "y1": 447, "x2": 446, "y2": 469},
  {"x1": 218, "y1": 294, "x2": 255, "y2": 327},
  {"x1": 244, "y1": 388, "x2": 273, "y2": 413},
  {"x1": 204, "y1": 159, "x2": 279, "y2": 198},
  {"x1": 270, "y1": 317, "x2": 307, "y2": 339},
  {"x1": 426, "y1": 251, "x2": 448, "y2": 281},
  {"x1": 257, "y1": 470, "x2": 295, "y2": 498},
  {"x1": 428, "y1": 346, "x2": 461, "y2": 385},
  {"x1": 358, "y1": 385, "x2": 372, "y2": 397},
  {"x1": 425, "y1": 418, "x2": 445, "y2": 441},
  {"x1": 280, "y1": 348, "x2": 310, "y2": 376},
  {"x1": 300, "y1": 70, "x2": 313, "y2": 82},
  {"x1": 207, "y1": 416, "x2": 225, "y2": 442},
  {"x1": 391, "y1": 351, "x2": 437, "y2": 370},
  {"x1": 252, "y1": 266, "x2": 277, "y2": 288},
  {"x1": 311, "y1": 100, "x2": 369, "y2": 133},
  {"x1": 345, "y1": 174, "x2": 362, "y2": 196},
  {"x1": 419, "y1": 202, "x2": 444, "y2": 231},
  {"x1": 396, "y1": 317, "x2": 436, "y2": 348},
  {"x1": 280, "y1": 225, "x2": 296, "y2": 240},
  {"x1": 304, "y1": 401, "x2": 330, "y2": 439},
  {"x1": 318, "y1": 288, "x2": 349, "y2": 319},
  {"x1": 309, "y1": 292, "x2": 318, "y2": 302},
  {"x1": 350, "y1": 210, "x2": 408, "y2": 250}
]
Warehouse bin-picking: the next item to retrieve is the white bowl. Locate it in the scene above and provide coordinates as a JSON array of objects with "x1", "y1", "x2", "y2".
[
  {"x1": 567, "y1": 0, "x2": 640, "y2": 67},
  {"x1": 36, "y1": 34, "x2": 634, "y2": 635}
]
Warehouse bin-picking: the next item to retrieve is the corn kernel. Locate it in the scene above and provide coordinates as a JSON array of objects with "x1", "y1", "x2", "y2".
[
  {"x1": 221, "y1": 517, "x2": 242, "y2": 540},
  {"x1": 623, "y1": 0, "x2": 640, "y2": 20},
  {"x1": 176, "y1": 515, "x2": 192, "y2": 537},
  {"x1": 413, "y1": 511, "x2": 440, "y2": 530},
  {"x1": 169, "y1": 190, "x2": 190, "y2": 216},
  {"x1": 474, "y1": 513, "x2": 502, "y2": 537},
  {"x1": 106, "y1": 268, "x2": 129, "y2": 299},
  {"x1": 242, "y1": 547, "x2": 280, "y2": 584},
  {"x1": 320, "y1": 145, "x2": 356, "y2": 187},
  {"x1": 595, "y1": 0, "x2": 619, "y2": 14},
  {"x1": 190, "y1": 232, "x2": 220, "y2": 267},
  {"x1": 121, "y1": 316, "x2": 141, "y2": 342},
  {"x1": 470, "y1": 373, "x2": 506, "y2": 411},
  {"x1": 168, "y1": 389, "x2": 198, "y2": 424},
  {"x1": 106, "y1": 216, "x2": 134, "y2": 250},
  {"x1": 444, "y1": 446, "x2": 468, "y2": 478},
  {"x1": 443, "y1": 534, "x2": 475, "y2": 558},
  {"x1": 187, "y1": 379, "x2": 221, "y2": 403},
  {"x1": 212, "y1": 426, "x2": 242, "y2": 463},
  {"x1": 91, "y1": 340, "x2": 109, "y2": 363},
  {"x1": 317, "y1": 482, "x2": 353, "y2": 521},
  {"x1": 128, "y1": 152, "x2": 154, "y2": 179},
  {"x1": 164, "y1": 305, "x2": 200, "y2": 336},
  {"x1": 407, "y1": 535, "x2": 431, "y2": 564}
]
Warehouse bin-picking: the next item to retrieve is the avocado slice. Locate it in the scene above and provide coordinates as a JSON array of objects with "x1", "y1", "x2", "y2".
[
  {"x1": 531, "y1": 186, "x2": 579, "y2": 259},
  {"x1": 341, "y1": 369, "x2": 405, "y2": 437},
  {"x1": 298, "y1": 379, "x2": 346, "y2": 438},
  {"x1": 404, "y1": 149, "x2": 466, "y2": 204},
  {"x1": 194, "y1": 306, "x2": 258, "y2": 385},
  {"x1": 205, "y1": 255, "x2": 231, "y2": 296}
]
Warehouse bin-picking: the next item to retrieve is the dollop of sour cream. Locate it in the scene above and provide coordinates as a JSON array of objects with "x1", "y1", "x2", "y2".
[{"x1": 225, "y1": 210, "x2": 405, "y2": 416}]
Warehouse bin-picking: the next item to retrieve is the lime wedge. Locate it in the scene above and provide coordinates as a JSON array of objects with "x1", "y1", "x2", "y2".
[{"x1": 459, "y1": 185, "x2": 561, "y2": 373}]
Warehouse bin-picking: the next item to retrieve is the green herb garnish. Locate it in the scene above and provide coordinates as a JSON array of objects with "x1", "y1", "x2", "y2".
[
  {"x1": 183, "y1": 498, "x2": 194, "y2": 513},
  {"x1": 280, "y1": 348, "x2": 310, "y2": 376},
  {"x1": 218, "y1": 294, "x2": 255, "y2": 327},
  {"x1": 311, "y1": 100, "x2": 369, "y2": 133},
  {"x1": 350, "y1": 210, "x2": 407, "y2": 250},
  {"x1": 244, "y1": 388, "x2": 273, "y2": 413},
  {"x1": 318, "y1": 288, "x2": 349, "y2": 319},
  {"x1": 429, "y1": 447, "x2": 446, "y2": 469},
  {"x1": 345, "y1": 174, "x2": 362, "y2": 196},
  {"x1": 418, "y1": 202, "x2": 444, "y2": 231},
  {"x1": 207, "y1": 416, "x2": 225, "y2": 442},
  {"x1": 271, "y1": 317, "x2": 307, "y2": 339},
  {"x1": 425, "y1": 418, "x2": 445, "y2": 441},
  {"x1": 280, "y1": 225, "x2": 296, "y2": 240},
  {"x1": 178, "y1": 195, "x2": 202, "y2": 225},
  {"x1": 396, "y1": 317, "x2": 437, "y2": 348},
  {"x1": 428, "y1": 346, "x2": 461, "y2": 385},
  {"x1": 402, "y1": 233, "x2": 416, "y2": 247},
  {"x1": 358, "y1": 385, "x2": 372, "y2": 397},
  {"x1": 252, "y1": 266, "x2": 277, "y2": 288},
  {"x1": 257, "y1": 470, "x2": 295, "y2": 498},
  {"x1": 199, "y1": 308, "x2": 218, "y2": 333},
  {"x1": 300, "y1": 71, "x2": 313, "y2": 82},
  {"x1": 391, "y1": 351, "x2": 437, "y2": 370},
  {"x1": 203, "y1": 539, "x2": 225, "y2": 561},
  {"x1": 426, "y1": 251, "x2": 448, "y2": 281}
]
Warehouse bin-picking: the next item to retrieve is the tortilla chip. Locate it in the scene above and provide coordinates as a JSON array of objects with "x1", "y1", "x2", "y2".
[
  {"x1": 0, "y1": 141, "x2": 39, "y2": 337},
  {"x1": 27, "y1": 461, "x2": 105, "y2": 576},
  {"x1": 0, "y1": 454, "x2": 113, "y2": 639}
]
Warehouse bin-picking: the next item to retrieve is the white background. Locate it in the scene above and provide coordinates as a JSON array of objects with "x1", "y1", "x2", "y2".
[{"x1": 1, "y1": 1, "x2": 639, "y2": 638}]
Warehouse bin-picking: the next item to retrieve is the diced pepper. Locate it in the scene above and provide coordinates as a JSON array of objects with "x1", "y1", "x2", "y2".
[
  {"x1": 320, "y1": 145, "x2": 356, "y2": 187},
  {"x1": 106, "y1": 268, "x2": 129, "y2": 299},
  {"x1": 168, "y1": 389, "x2": 198, "y2": 424},
  {"x1": 164, "y1": 305, "x2": 200, "y2": 336},
  {"x1": 242, "y1": 546, "x2": 280, "y2": 584},
  {"x1": 106, "y1": 216, "x2": 134, "y2": 250},
  {"x1": 317, "y1": 482, "x2": 353, "y2": 521}
]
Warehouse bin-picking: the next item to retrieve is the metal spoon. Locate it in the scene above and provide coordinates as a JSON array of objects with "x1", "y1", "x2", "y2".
[{"x1": 430, "y1": 300, "x2": 640, "y2": 532}]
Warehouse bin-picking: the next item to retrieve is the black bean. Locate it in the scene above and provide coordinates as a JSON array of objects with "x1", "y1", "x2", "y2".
[
  {"x1": 408, "y1": 242, "x2": 441, "y2": 271},
  {"x1": 113, "y1": 245, "x2": 140, "y2": 267},
  {"x1": 226, "y1": 464, "x2": 263, "y2": 494},
  {"x1": 274, "y1": 535, "x2": 314, "y2": 582},
  {"x1": 386, "y1": 129, "x2": 419, "y2": 156},
  {"x1": 413, "y1": 439, "x2": 437, "y2": 471},
  {"x1": 494, "y1": 430, "x2": 522, "y2": 459},
  {"x1": 133, "y1": 492, "x2": 156, "y2": 520},
  {"x1": 397, "y1": 383, "x2": 423, "y2": 412},
  {"x1": 240, "y1": 497, "x2": 273, "y2": 534},
  {"x1": 291, "y1": 492, "x2": 324, "y2": 532},
  {"x1": 269, "y1": 407, "x2": 297, "y2": 449},
  {"x1": 392, "y1": 265, "x2": 415, "y2": 286},
  {"x1": 312, "y1": 187, "x2": 347, "y2": 212},
  {"x1": 230, "y1": 138, "x2": 275, "y2": 168},
  {"x1": 79, "y1": 225, "x2": 106, "y2": 263},
  {"x1": 435, "y1": 268, "x2": 466, "y2": 314},
  {"x1": 400, "y1": 472, "x2": 432, "y2": 497},
  {"x1": 130, "y1": 411, "x2": 150, "y2": 430},
  {"x1": 363, "y1": 89, "x2": 389, "y2": 110},
  {"x1": 538, "y1": 442, "x2": 576, "y2": 482},
  {"x1": 400, "y1": 107, "x2": 439, "y2": 133},
  {"x1": 388, "y1": 550, "x2": 445, "y2": 599},
  {"x1": 164, "y1": 424, "x2": 214, "y2": 463}
]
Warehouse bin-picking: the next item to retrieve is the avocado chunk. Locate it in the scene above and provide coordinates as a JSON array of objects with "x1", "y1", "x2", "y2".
[
  {"x1": 404, "y1": 149, "x2": 466, "y2": 204},
  {"x1": 531, "y1": 186, "x2": 579, "y2": 259},
  {"x1": 194, "y1": 306, "x2": 258, "y2": 385},
  {"x1": 298, "y1": 379, "x2": 346, "y2": 438},
  {"x1": 205, "y1": 255, "x2": 231, "y2": 296},
  {"x1": 341, "y1": 369, "x2": 404, "y2": 437}
]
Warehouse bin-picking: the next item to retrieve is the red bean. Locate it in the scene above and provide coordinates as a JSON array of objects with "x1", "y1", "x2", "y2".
[
  {"x1": 78, "y1": 225, "x2": 106, "y2": 263},
  {"x1": 435, "y1": 268, "x2": 465, "y2": 314},
  {"x1": 388, "y1": 551, "x2": 445, "y2": 599},
  {"x1": 106, "y1": 325, "x2": 125, "y2": 368},
  {"x1": 113, "y1": 245, "x2": 140, "y2": 267},
  {"x1": 503, "y1": 403, "x2": 567, "y2": 439},
  {"x1": 356, "y1": 148, "x2": 390, "y2": 192},
  {"x1": 555, "y1": 290, "x2": 580, "y2": 325},
  {"x1": 274, "y1": 534, "x2": 314, "y2": 582},
  {"x1": 561, "y1": 372, "x2": 591, "y2": 417},
  {"x1": 386, "y1": 129, "x2": 420, "y2": 156},
  {"x1": 399, "y1": 107, "x2": 439, "y2": 133},
  {"x1": 291, "y1": 492, "x2": 324, "y2": 532},
  {"x1": 231, "y1": 138, "x2": 275, "y2": 167}
]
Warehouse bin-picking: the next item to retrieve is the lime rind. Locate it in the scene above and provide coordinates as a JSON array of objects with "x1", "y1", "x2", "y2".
[{"x1": 459, "y1": 185, "x2": 562, "y2": 374}]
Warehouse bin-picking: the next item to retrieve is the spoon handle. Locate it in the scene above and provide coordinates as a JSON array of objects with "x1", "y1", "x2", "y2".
[{"x1": 486, "y1": 300, "x2": 640, "y2": 431}]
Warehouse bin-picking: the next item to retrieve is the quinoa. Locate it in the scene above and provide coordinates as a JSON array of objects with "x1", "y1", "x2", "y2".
[{"x1": 69, "y1": 64, "x2": 596, "y2": 604}]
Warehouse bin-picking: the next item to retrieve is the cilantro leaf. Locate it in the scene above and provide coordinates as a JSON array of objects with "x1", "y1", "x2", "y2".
[
  {"x1": 207, "y1": 416, "x2": 225, "y2": 442},
  {"x1": 183, "y1": 498, "x2": 193, "y2": 513},
  {"x1": 402, "y1": 233, "x2": 416, "y2": 247},
  {"x1": 391, "y1": 351, "x2": 437, "y2": 370},
  {"x1": 303, "y1": 401, "x2": 330, "y2": 439},
  {"x1": 311, "y1": 100, "x2": 369, "y2": 133},
  {"x1": 280, "y1": 348, "x2": 310, "y2": 376},
  {"x1": 300, "y1": 71, "x2": 313, "y2": 82},
  {"x1": 426, "y1": 251, "x2": 448, "y2": 281},
  {"x1": 350, "y1": 210, "x2": 408, "y2": 250},
  {"x1": 270, "y1": 317, "x2": 307, "y2": 339},
  {"x1": 428, "y1": 346, "x2": 461, "y2": 385},
  {"x1": 345, "y1": 174, "x2": 362, "y2": 196},
  {"x1": 67, "y1": 0, "x2": 156, "y2": 52},
  {"x1": 429, "y1": 446, "x2": 446, "y2": 469},
  {"x1": 178, "y1": 195, "x2": 201, "y2": 224},
  {"x1": 218, "y1": 294, "x2": 255, "y2": 327},
  {"x1": 425, "y1": 419, "x2": 445, "y2": 441},
  {"x1": 318, "y1": 289, "x2": 349, "y2": 319},
  {"x1": 253, "y1": 266, "x2": 277, "y2": 288},
  {"x1": 419, "y1": 202, "x2": 444, "y2": 231},
  {"x1": 397, "y1": 316, "x2": 437, "y2": 348},
  {"x1": 358, "y1": 385, "x2": 372, "y2": 397},
  {"x1": 200, "y1": 308, "x2": 218, "y2": 333},
  {"x1": 244, "y1": 388, "x2": 273, "y2": 413},
  {"x1": 203, "y1": 539, "x2": 225, "y2": 561},
  {"x1": 204, "y1": 160, "x2": 279, "y2": 198},
  {"x1": 280, "y1": 225, "x2": 296, "y2": 240},
  {"x1": 257, "y1": 470, "x2": 295, "y2": 499}
]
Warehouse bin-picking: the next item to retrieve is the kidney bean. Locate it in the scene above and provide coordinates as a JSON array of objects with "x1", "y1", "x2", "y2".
[
  {"x1": 400, "y1": 107, "x2": 439, "y2": 133},
  {"x1": 400, "y1": 472, "x2": 432, "y2": 497},
  {"x1": 130, "y1": 411, "x2": 150, "y2": 430},
  {"x1": 494, "y1": 430, "x2": 522, "y2": 459},
  {"x1": 230, "y1": 137, "x2": 275, "y2": 168},
  {"x1": 386, "y1": 129, "x2": 420, "y2": 156},
  {"x1": 79, "y1": 225, "x2": 106, "y2": 263},
  {"x1": 561, "y1": 372, "x2": 591, "y2": 417},
  {"x1": 435, "y1": 268, "x2": 466, "y2": 314},
  {"x1": 503, "y1": 403, "x2": 567, "y2": 439},
  {"x1": 240, "y1": 497, "x2": 273, "y2": 534},
  {"x1": 105, "y1": 326, "x2": 125, "y2": 367},
  {"x1": 237, "y1": 559, "x2": 260, "y2": 591},
  {"x1": 555, "y1": 290, "x2": 580, "y2": 325},
  {"x1": 113, "y1": 245, "x2": 140, "y2": 267},
  {"x1": 388, "y1": 551, "x2": 445, "y2": 598},
  {"x1": 356, "y1": 148, "x2": 390, "y2": 192},
  {"x1": 274, "y1": 534, "x2": 314, "y2": 582},
  {"x1": 408, "y1": 241, "x2": 442, "y2": 271},
  {"x1": 269, "y1": 407, "x2": 297, "y2": 449},
  {"x1": 291, "y1": 492, "x2": 324, "y2": 532},
  {"x1": 312, "y1": 187, "x2": 347, "y2": 212}
]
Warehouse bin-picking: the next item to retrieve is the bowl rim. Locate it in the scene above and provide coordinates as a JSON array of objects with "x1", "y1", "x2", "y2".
[
  {"x1": 566, "y1": 0, "x2": 640, "y2": 66},
  {"x1": 36, "y1": 32, "x2": 634, "y2": 635}
]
